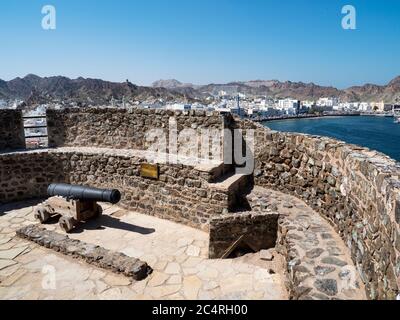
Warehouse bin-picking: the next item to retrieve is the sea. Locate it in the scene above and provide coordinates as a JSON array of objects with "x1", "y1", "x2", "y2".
[{"x1": 263, "y1": 116, "x2": 400, "y2": 162}]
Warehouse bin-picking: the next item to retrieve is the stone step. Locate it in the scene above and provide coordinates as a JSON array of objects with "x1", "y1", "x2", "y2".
[
  {"x1": 209, "y1": 172, "x2": 253, "y2": 211},
  {"x1": 194, "y1": 162, "x2": 233, "y2": 183},
  {"x1": 209, "y1": 172, "x2": 250, "y2": 192}
]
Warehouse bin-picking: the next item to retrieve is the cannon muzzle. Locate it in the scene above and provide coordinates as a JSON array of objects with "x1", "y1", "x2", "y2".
[{"x1": 47, "y1": 183, "x2": 121, "y2": 204}]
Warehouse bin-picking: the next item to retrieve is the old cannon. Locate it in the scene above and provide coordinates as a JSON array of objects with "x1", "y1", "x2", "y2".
[{"x1": 34, "y1": 183, "x2": 121, "y2": 233}]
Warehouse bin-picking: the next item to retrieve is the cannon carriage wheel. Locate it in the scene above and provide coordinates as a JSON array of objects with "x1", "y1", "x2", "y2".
[
  {"x1": 34, "y1": 205, "x2": 51, "y2": 223},
  {"x1": 59, "y1": 216, "x2": 77, "y2": 233}
]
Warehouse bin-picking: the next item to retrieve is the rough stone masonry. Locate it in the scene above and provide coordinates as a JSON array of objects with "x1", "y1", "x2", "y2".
[
  {"x1": 0, "y1": 108, "x2": 399, "y2": 299},
  {"x1": 236, "y1": 118, "x2": 400, "y2": 300},
  {"x1": 0, "y1": 109, "x2": 25, "y2": 150},
  {"x1": 46, "y1": 108, "x2": 228, "y2": 161},
  {"x1": 0, "y1": 147, "x2": 231, "y2": 230}
]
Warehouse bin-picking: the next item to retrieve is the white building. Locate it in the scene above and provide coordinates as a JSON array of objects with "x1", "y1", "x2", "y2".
[
  {"x1": 317, "y1": 97, "x2": 338, "y2": 107},
  {"x1": 214, "y1": 106, "x2": 232, "y2": 113},
  {"x1": 245, "y1": 106, "x2": 260, "y2": 116},
  {"x1": 278, "y1": 98, "x2": 298, "y2": 109},
  {"x1": 333, "y1": 104, "x2": 345, "y2": 111},
  {"x1": 166, "y1": 103, "x2": 192, "y2": 111},
  {"x1": 218, "y1": 90, "x2": 227, "y2": 97},
  {"x1": 301, "y1": 101, "x2": 315, "y2": 109},
  {"x1": 277, "y1": 99, "x2": 299, "y2": 115},
  {"x1": 191, "y1": 102, "x2": 206, "y2": 109},
  {"x1": 358, "y1": 102, "x2": 372, "y2": 112},
  {"x1": 337, "y1": 102, "x2": 359, "y2": 111}
]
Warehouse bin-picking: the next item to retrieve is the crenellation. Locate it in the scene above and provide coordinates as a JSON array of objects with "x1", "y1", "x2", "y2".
[{"x1": 0, "y1": 109, "x2": 26, "y2": 150}]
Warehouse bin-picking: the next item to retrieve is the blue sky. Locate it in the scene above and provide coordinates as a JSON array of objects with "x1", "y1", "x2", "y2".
[{"x1": 0, "y1": 0, "x2": 399, "y2": 88}]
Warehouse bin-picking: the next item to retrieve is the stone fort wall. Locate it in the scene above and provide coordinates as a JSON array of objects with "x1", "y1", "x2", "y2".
[
  {"x1": 0, "y1": 110, "x2": 25, "y2": 151},
  {"x1": 237, "y1": 118, "x2": 400, "y2": 299},
  {"x1": 0, "y1": 148, "x2": 230, "y2": 230},
  {"x1": 46, "y1": 108, "x2": 228, "y2": 162},
  {"x1": 0, "y1": 108, "x2": 399, "y2": 299}
]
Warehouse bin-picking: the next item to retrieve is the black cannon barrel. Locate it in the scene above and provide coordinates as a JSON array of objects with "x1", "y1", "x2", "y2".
[{"x1": 47, "y1": 183, "x2": 121, "y2": 204}]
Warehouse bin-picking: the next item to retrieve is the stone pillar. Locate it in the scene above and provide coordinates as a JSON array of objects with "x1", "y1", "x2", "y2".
[{"x1": 0, "y1": 110, "x2": 26, "y2": 151}]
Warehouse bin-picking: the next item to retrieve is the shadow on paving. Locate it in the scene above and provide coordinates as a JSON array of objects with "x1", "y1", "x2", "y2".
[
  {"x1": 69, "y1": 214, "x2": 156, "y2": 235},
  {"x1": 0, "y1": 198, "x2": 43, "y2": 216}
]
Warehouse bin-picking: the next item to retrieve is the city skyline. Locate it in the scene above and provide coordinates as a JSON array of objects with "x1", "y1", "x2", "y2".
[{"x1": 1, "y1": 0, "x2": 400, "y2": 88}]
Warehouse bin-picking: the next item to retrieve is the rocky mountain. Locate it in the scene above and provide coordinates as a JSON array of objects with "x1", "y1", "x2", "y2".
[
  {"x1": 0, "y1": 75, "x2": 193, "y2": 106},
  {"x1": 344, "y1": 76, "x2": 400, "y2": 103},
  {"x1": 153, "y1": 77, "x2": 400, "y2": 103},
  {"x1": 152, "y1": 79, "x2": 197, "y2": 89},
  {"x1": 2, "y1": 74, "x2": 400, "y2": 107}
]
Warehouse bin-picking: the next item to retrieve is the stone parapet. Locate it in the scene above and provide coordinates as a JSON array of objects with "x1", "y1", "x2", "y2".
[
  {"x1": 246, "y1": 122, "x2": 400, "y2": 299},
  {"x1": 0, "y1": 147, "x2": 230, "y2": 230},
  {"x1": 46, "y1": 108, "x2": 228, "y2": 162}
]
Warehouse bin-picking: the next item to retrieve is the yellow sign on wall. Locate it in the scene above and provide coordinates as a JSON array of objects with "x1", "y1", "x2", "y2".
[{"x1": 140, "y1": 163, "x2": 159, "y2": 180}]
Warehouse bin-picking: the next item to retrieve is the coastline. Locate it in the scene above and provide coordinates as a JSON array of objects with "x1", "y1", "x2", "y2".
[
  {"x1": 251, "y1": 111, "x2": 394, "y2": 122},
  {"x1": 262, "y1": 113, "x2": 400, "y2": 162}
]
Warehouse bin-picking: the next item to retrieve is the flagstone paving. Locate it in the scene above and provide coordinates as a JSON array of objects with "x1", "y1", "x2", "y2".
[
  {"x1": 245, "y1": 187, "x2": 366, "y2": 300},
  {"x1": 0, "y1": 187, "x2": 367, "y2": 300},
  {"x1": 0, "y1": 200, "x2": 288, "y2": 300}
]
